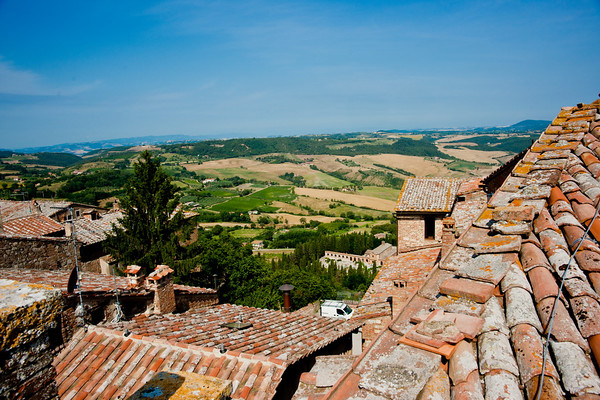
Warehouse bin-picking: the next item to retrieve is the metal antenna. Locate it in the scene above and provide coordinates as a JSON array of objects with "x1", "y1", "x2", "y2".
[
  {"x1": 111, "y1": 265, "x2": 124, "y2": 323},
  {"x1": 68, "y1": 207, "x2": 85, "y2": 323},
  {"x1": 52, "y1": 205, "x2": 85, "y2": 324}
]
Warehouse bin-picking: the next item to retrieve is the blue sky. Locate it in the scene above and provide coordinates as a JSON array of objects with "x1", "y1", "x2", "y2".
[{"x1": 0, "y1": 0, "x2": 599, "y2": 149}]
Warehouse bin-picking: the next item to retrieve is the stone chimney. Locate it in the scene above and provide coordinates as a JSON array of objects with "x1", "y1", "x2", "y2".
[
  {"x1": 124, "y1": 265, "x2": 144, "y2": 289},
  {"x1": 441, "y1": 217, "x2": 457, "y2": 259},
  {"x1": 147, "y1": 265, "x2": 176, "y2": 314},
  {"x1": 64, "y1": 221, "x2": 73, "y2": 237}
]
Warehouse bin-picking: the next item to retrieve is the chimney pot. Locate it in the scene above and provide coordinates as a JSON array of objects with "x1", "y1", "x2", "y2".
[{"x1": 279, "y1": 284, "x2": 294, "y2": 313}]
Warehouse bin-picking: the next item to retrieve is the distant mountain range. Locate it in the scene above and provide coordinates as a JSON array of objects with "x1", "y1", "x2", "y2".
[{"x1": 3, "y1": 120, "x2": 551, "y2": 155}]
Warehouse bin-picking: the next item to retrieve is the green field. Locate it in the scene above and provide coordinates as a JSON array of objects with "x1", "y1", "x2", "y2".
[
  {"x1": 210, "y1": 186, "x2": 296, "y2": 212},
  {"x1": 357, "y1": 186, "x2": 401, "y2": 201},
  {"x1": 248, "y1": 186, "x2": 295, "y2": 201},
  {"x1": 211, "y1": 197, "x2": 267, "y2": 212},
  {"x1": 230, "y1": 229, "x2": 266, "y2": 239}
]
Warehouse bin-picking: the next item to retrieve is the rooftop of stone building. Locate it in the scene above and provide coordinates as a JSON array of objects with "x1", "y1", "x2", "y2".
[
  {"x1": 364, "y1": 242, "x2": 395, "y2": 256},
  {"x1": 0, "y1": 268, "x2": 215, "y2": 296},
  {"x1": 53, "y1": 326, "x2": 285, "y2": 400},
  {"x1": 0, "y1": 200, "x2": 101, "y2": 222},
  {"x1": 325, "y1": 99, "x2": 600, "y2": 399},
  {"x1": 456, "y1": 177, "x2": 483, "y2": 196},
  {"x1": 103, "y1": 303, "x2": 363, "y2": 364},
  {"x1": 68, "y1": 210, "x2": 122, "y2": 245},
  {"x1": 1, "y1": 214, "x2": 64, "y2": 236},
  {"x1": 355, "y1": 247, "x2": 440, "y2": 320},
  {"x1": 394, "y1": 177, "x2": 463, "y2": 213}
]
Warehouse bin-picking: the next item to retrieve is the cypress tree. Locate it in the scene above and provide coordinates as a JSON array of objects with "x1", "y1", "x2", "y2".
[{"x1": 105, "y1": 151, "x2": 186, "y2": 274}]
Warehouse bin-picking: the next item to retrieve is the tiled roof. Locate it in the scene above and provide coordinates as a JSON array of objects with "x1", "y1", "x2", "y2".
[
  {"x1": 53, "y1": 326, "x2": 286, "y2": 400},
  {"x1": 356, "y1": 248, "x2": 440, "y2": 319},
  {"x1": 456, "y1": 177, "x2": 482, "y2": 195},
  {"x1": 36, "y1": 200, "x2": 73, "y2": 217},
  {"x1": 104, "y1": 303, "x2": 363, "y2": 364},
  {"x1": 395, "y1": 177, "x2": 462, "y2": 212},
  {"x1": 69, "y1": 211, "x2": 122, "y2": 245},
  {"x1": 1, "y1": 214, "x2": 64, "y2": 236},
  {"x1": 0, "y1": 200, "x2": 40, "y2": 222},
  {"x1": 326, "y1": 100, "x2": 600, "y2": 399},
  {"x1": 0, "y1": 268, "x2": 215, "y2": 296}
]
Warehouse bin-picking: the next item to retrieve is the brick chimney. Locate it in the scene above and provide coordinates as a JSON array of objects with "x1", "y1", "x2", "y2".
[
  {"x1": 441, "y1": 217, "x2": 456, "y2": 259},
  {"x1": 147, "y1": 265, "x2": 176, "y2": 314},
  {"x1": 124, "y1": 265, "x2": 144, "y2": 289}
]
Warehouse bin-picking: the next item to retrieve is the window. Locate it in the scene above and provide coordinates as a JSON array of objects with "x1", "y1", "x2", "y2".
[
  {"x1": 424, "y1": 216, "x2": 435, "y2": 239},
  {"x1": 337, "y1": 309, "x2": 345, "y2": 315}
]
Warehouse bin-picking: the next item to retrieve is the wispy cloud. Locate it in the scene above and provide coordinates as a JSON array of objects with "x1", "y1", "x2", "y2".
[{"x1": 0, "y1": 58, "x2": 100, "y2": 96}]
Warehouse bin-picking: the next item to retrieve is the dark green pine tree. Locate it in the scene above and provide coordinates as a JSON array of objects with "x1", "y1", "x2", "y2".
[{"x1": 105, "y1": 151, "x2": 187, "y2": 274}]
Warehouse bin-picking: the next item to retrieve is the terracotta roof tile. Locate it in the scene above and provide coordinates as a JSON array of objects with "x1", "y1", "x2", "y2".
[
  {"x1": 537, "y1": 296, "x2": 589, "y2": 351},
  {"x1": 551, "y1": 340, "x2": 600, "y2": 397}
]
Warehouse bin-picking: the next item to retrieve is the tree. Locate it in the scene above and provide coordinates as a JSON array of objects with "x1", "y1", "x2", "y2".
[{"x1": 105, "y1": 151, "x2": 187, "y2": 274}]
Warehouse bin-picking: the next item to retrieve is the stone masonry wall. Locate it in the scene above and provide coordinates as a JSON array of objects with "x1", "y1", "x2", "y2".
[
  {"x1": 0, "y1": 235, "x2": 79, "y2": 270},
  {"x1": 0, "y1": 279, "x2": 63, "y2": 400},
  {"x1": 396, "y1": 216, "x2": 443, "y2": 250},
  {"x1": 176, "y1": 293, "x2": 219, "y2": 311}
]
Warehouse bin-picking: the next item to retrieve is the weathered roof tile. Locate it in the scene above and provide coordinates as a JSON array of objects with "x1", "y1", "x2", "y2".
[
  {"x1": 452, "y1": 370, "x2": 484, "y2": 400},
  {"x1": 449, "y1": 341, "x2": 477, "y2": 385},
  {"x1": 536, "y1": 297, "x2": 589, "y2": 351},
  {"x1": 455, "y1": 253, "x2": 511, "y2": 285},
  {"x1": 501, "y1": 263, "x2": 532, "y2": 293},
  {"x1": 484, "y1": 371, "x2": 524, "y2": 400},
  {"x1": 439, "y1": 278, "x2": 495, "y2": 304},
  {"x1": 505, "y1": 287, "x2": 543, "y2": 332},
  {"x1": 528, "y1": 266, "x2": 560, "y2": 303},
  {"x1": 511, "y1": 323, "x2": 559, "y2": 384},
  {"x1": 478, "y1": 331, "x2": 519, "y2": 376},
  {"x1": 480, "y1": 296, "x2": 509, "y2": 335},
  {"x1": 358, "y1": 344, "x2": 440, "y2": 400},
  {"x1": 570, "y1": 296, "x2": 600, "y2": 338},
  {"x1": 551, "y1": 340, "x2": 600, "y2": 397},
  {"x1": 520, "y1": 242, "x2": 551, "y2": 271}
]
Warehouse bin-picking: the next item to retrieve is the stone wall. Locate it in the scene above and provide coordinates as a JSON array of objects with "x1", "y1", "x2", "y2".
[
  {"x1": 396, "y1": 215, "x2": 443, "y2": 250},
  {"x1": 0, "y1": 235, "x2": 79, "y2": 270},
  {"x1": 176, "y1": 293, "x2": 219, "y2": 311},
  {"x1": 0, "y1": 279, "x2": 63, "y2": 400}
]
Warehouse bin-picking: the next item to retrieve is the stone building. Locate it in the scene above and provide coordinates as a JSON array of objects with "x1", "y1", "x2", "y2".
[
  {"x1": 393, "y1": 177, "x2": 463, "y2": 251},
  {"x1": 320, "y1": 242, "x2": 397, "y2": 269},
  {"x1": 0, "y1": 199, "x2": 122, "y2": 271}
]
